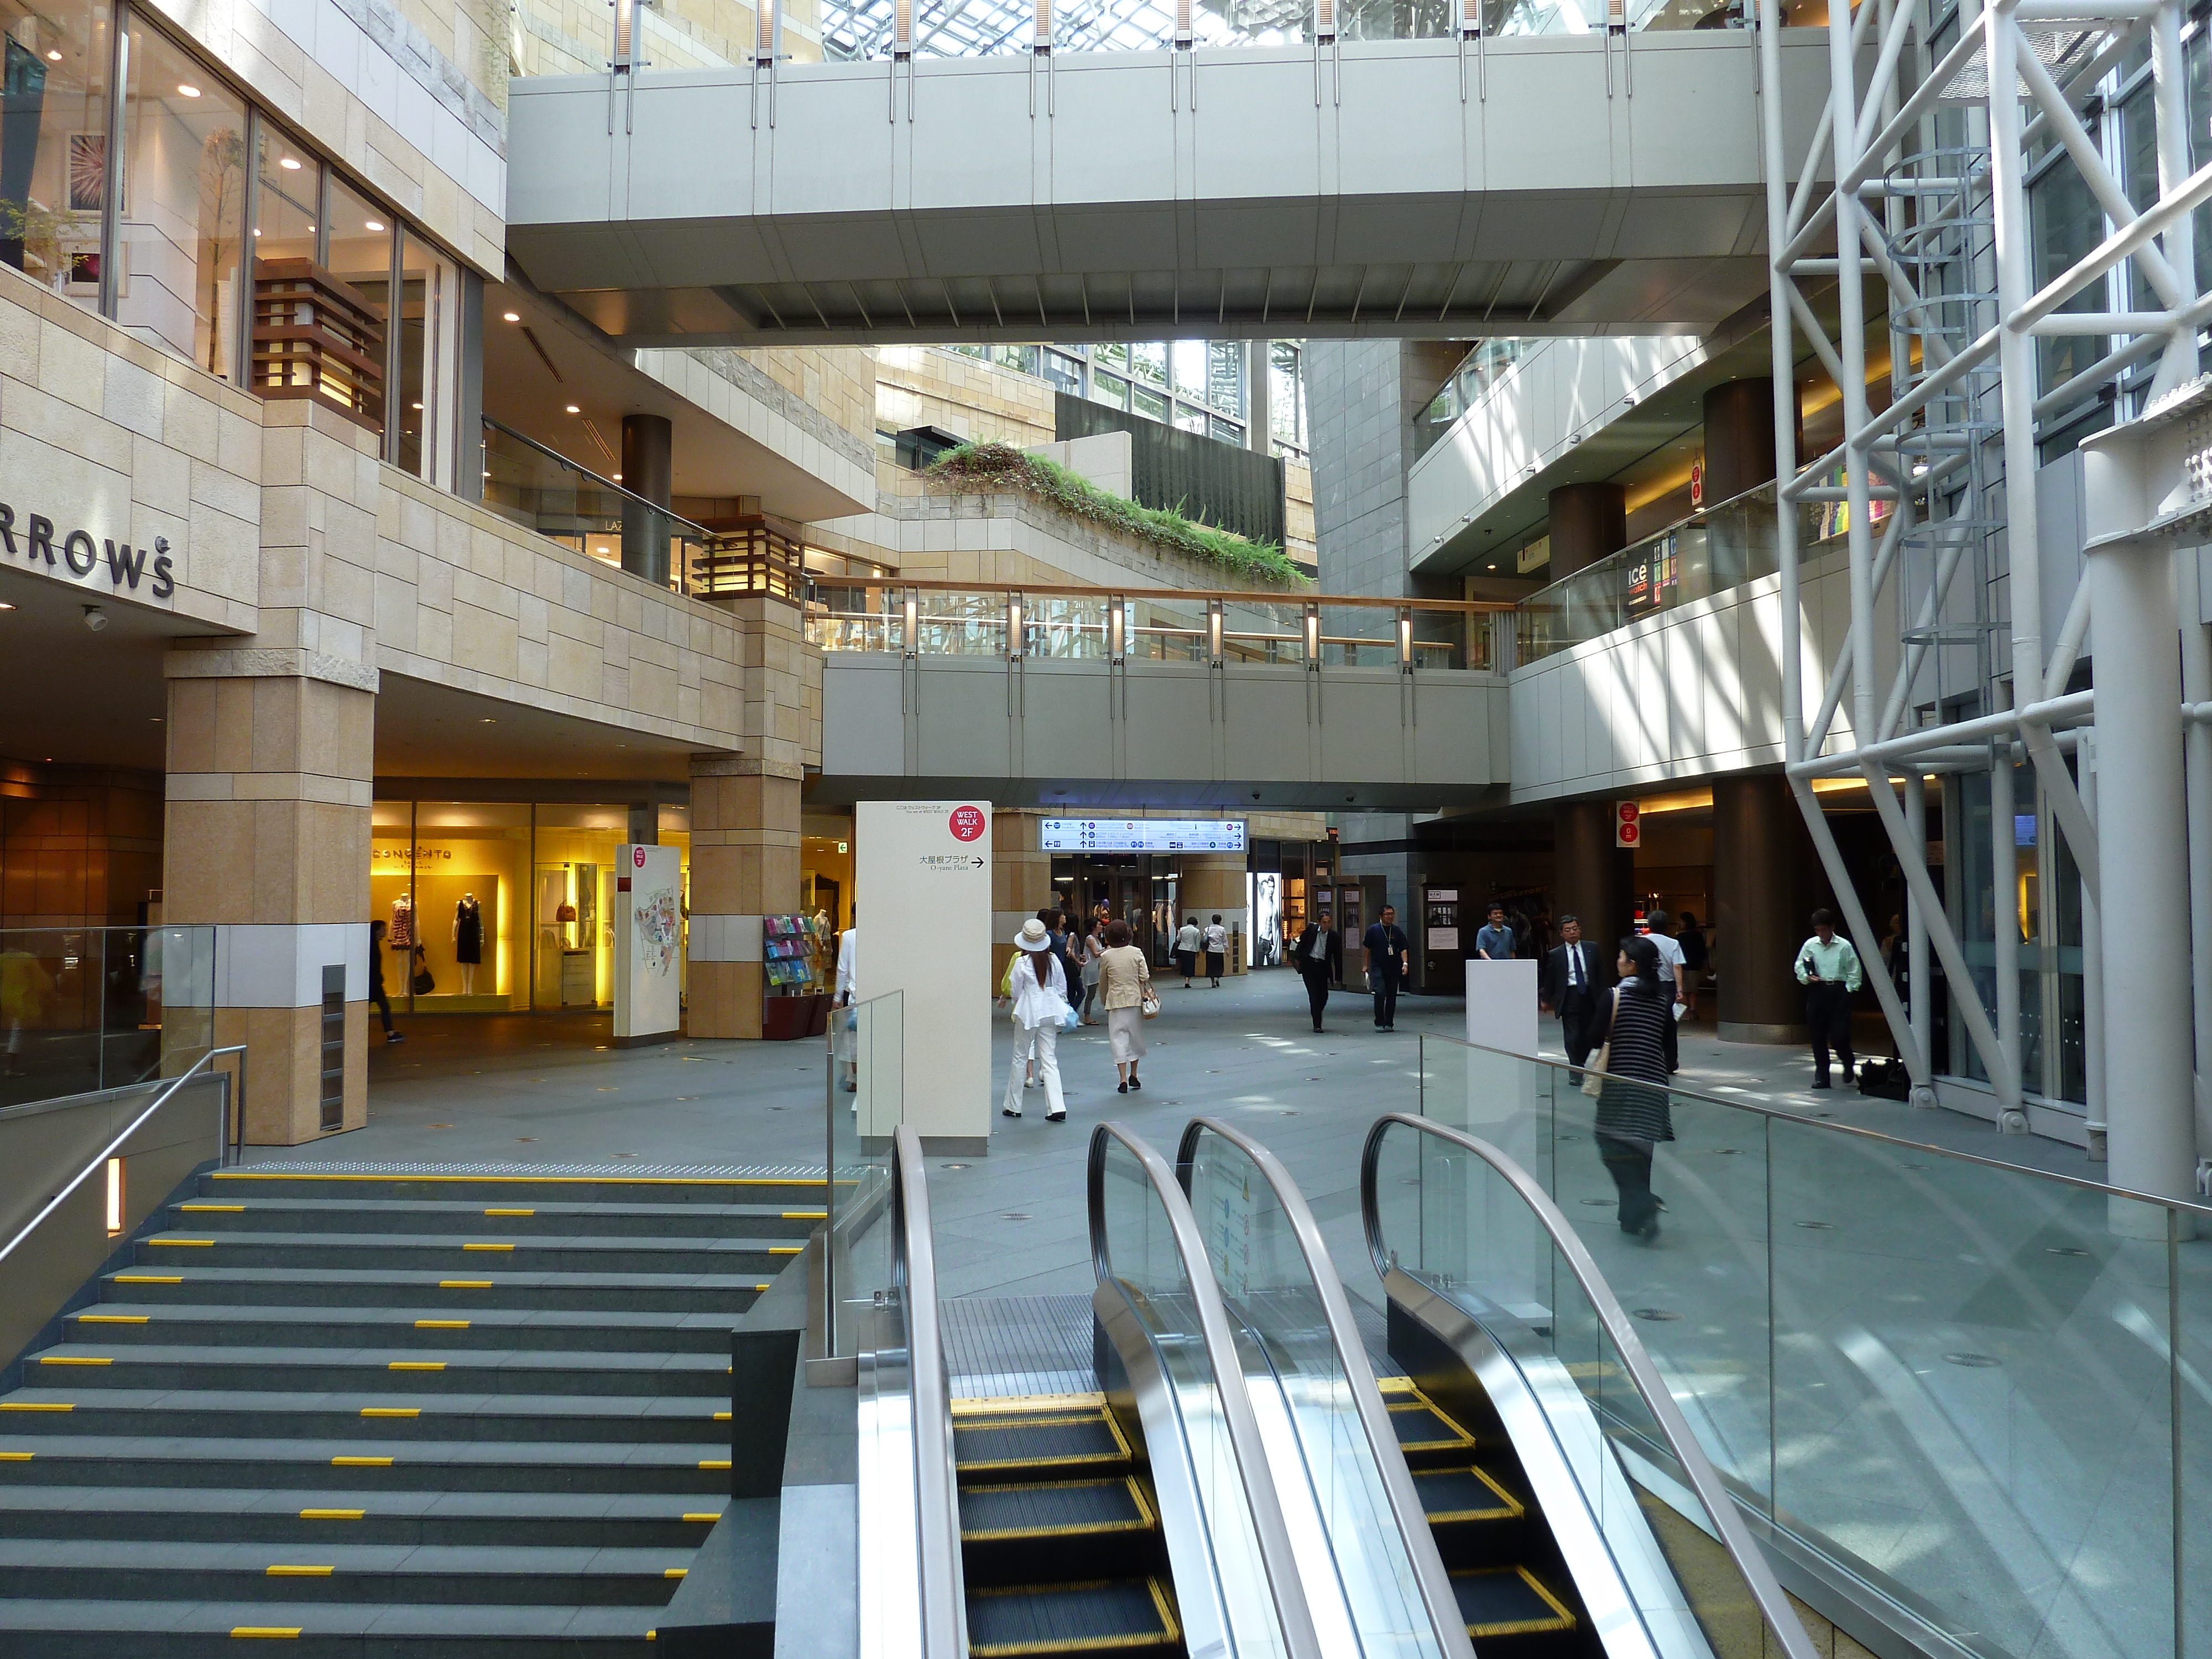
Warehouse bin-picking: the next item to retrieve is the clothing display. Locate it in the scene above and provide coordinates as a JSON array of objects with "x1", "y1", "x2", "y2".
[
  {"x1": 455, "y1": 896, "x2": 483, "y2": 964},
  {"x1": 387, "y1": 894, "x2": 414, "y2": 949}
]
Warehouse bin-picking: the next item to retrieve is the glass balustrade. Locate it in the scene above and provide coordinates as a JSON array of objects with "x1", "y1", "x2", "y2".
[
  {"x1": 828, "y1": 988, "x2": 905, "y2": 1359},
  {"x1": 479, "y1": 418, "x2": 706, "y2": 593},
  {"x1": 1404, "y1": 1032, "x2": 2209, "y2": 1659},
  {"x1": 0, "y1": 925, "x2": 217, "y2": 1112}
]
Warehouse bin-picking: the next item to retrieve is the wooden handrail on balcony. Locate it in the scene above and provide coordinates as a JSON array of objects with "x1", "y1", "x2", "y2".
[
  {"x1": 803, "y1": 576, "x2": 1515, "y2": 612},
  {"x1": 250, "y1": 258, "x2": 384, "y2": 435}
]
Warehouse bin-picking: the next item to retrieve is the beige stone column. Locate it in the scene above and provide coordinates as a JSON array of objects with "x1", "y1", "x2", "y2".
[
  {"x1": 992, "y1": 810, "x2": 1055, "y2": 989},
  {"x1": 163, "y1": 660, "x2": 374, "y2": 1144},
  {"x1": 1180, "y1": 854, "x2": 1250, "y2": 974},
  {"x1": 687, "y1": 755, "x2": 803, "y2": 1039}
]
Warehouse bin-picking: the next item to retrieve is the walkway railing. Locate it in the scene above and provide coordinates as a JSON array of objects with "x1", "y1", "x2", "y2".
[
  {"x1": 810, "y1": 580, "x2": 1510, "y2": 671},
  {"x1": 1411, "y1": 1031, "x2": 2212, "y2": 1659}
]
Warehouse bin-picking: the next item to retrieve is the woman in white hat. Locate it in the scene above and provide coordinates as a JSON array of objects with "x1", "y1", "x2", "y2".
[{"x1": 998, "y1": 917, "x2": 1073, "y2": 1121}]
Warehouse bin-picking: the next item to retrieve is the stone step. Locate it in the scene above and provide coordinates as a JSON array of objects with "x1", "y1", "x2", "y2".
[
  {"x1": 18, "y1": 1343, "x2": 732, "y2": 1399},
  {"x1": 0, "y1": 1597, "x2": 660, "y2": 1656},
  {"x1": 0, "y1": 1435, "x2": 733, "y2": 1495},
  {"x1": 0, "y1": 1388, "x2": 734, "y2": 1444},
  {"x1": 201, "y1": 1170, "x2": 828, "y2": 1207},
  {"x1": 134, "y1": 1229, "x2": 797, "y2": 1277},
  {"x1": 166, "y1": 1195, "x2": 826, "y2": 1240},
  {"x1": 59, "y1": 1302, "x2": 737, "y2": 1355},
  {"x1": 0, "y1": 1537, "x2": 698, "y2": 1606},
  {"x1": 96, "y1": 1264, "x2": 770, "y2": 1315},
  {"x1": 0, "y1": 1483, "x2": 726, "y2": 1548}
]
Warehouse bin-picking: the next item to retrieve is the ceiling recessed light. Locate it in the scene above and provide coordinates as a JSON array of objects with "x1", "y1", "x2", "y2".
[
  {"x1": 0, "y1": 602, "x2": 14, "y2": 611},
  {"x1": 176, "y1": 83, "x2": 200, "y2": 96},
  {"x1": 502, "y1": 311, "x2": 520, "y2": 322},
  {"x1": 565, "y1": 404, "x2": 580, "y2": 414},
  {"x1": 410, "y1": 401, "x2": 423, "y2": 410},
  {"x1": 364, "y1": 219, "x2": 384, "y2": 232},
  {"x1": 481, "y1": 717, "x2": 497, "y2": 723},
  {"x1": 611, "y1": 472, "x2": 622, "y2": 481},
  {"x1": 45, "y1": 48, "x2": 60, "y2": 60},
  {"x1": 279, "y1": 156, "x2": 302, "y2": 170}
]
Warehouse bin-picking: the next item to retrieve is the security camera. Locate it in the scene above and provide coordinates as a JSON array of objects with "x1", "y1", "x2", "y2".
[{"x1": 81, "y1": 606, "x2": 107, "y2": 633}]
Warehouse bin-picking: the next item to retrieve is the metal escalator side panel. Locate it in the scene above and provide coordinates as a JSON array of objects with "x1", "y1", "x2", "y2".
[
  {"x1": 1359, "y1": 1114, "x2": 1822, "y2": 1659},
  {"x1": 1176, "y1": 1117, "x2": 1475, "y2": 1659},
  {"x1": 1087, "y1": 1121, "x2": 1324, "y2": 1659}
]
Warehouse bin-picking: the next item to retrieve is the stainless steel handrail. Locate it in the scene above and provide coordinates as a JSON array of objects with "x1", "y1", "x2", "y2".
[
  {"x1": 1087, "y1": 1120, "x2": 1324, "y2": 1659},
  {"x1": 1359, "y1": 1112, "x2": 1822, "y2": 1659},
  {"x1": 889, "y1": 1122, "x2": 967, "y2": 1659},
  {"x1": 0, "y1": 1044, "x2": 247, "y2": 1271},
  {"x1": 1176, "y1": 1115, "x2": 1474, "y2": 1659},
  {"x1": 1422, "y1": 1029, "x2": 2212, "y2": 1220}
]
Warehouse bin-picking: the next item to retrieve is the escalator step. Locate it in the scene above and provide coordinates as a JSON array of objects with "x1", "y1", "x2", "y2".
[
  {"x1": 962, "y1": 1477, "x2": 1153, "y2": 1539},
  {"x1": 1451, "y1": 1566, "x2": 1578, "y2": 1638},
  {"x1": 967, "y1": 1577, "x2": 1179, "y2": 1657},
  {"x1": 954, "y1": 1413, "x2": 1128, "y2": 1475},
  {"x1": 1388, "y1": 1396, "x2": 1478, "y2": 1454},
  {"x1": 1414, "y1": 1465, "x2": 1525, "y2": 1524}
]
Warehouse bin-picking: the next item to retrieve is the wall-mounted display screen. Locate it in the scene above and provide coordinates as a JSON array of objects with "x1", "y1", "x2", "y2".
[{"x1": 1040, "y1": 818, "x2": 1248, "y2": 853}]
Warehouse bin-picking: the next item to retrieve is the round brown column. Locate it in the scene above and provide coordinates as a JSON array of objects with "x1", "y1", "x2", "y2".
[
  {"x1": 1713, "y1": 772, "x2": 1817, "y2": 1043},
  {"x1": 1701, "y1": 379, "x2": 1778, "y2": 504},
  {"x1": 1546, "y1": 483, "x2": 1627, "y2": 580},
  {"x1": 1551, "y1": 799, "x2": 1636, "y2": 950},
  {"x1": 619, "y1": 414, "x2": 675, "y2": 585}
]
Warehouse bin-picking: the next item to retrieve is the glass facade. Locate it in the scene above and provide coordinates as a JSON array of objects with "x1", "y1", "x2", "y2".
[
  {"x1": 1, "y1": 1, "x2": 463, "y2": 482},
  {"x1": 371, "y1": 801, "x2": 689, "y2": 1015}
]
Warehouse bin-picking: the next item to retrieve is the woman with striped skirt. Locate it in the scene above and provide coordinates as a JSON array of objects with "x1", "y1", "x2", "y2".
[{"x1": 1587, "y1": 933, "x2": 1675, "y2": 1242}]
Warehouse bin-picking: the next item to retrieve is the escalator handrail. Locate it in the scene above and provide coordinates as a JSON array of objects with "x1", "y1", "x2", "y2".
[
  {"x1": 1359, "y1": 1112, "x2": 1821, "y2": 1659},
  {"x1": 1176, "y1": 1115, "x2": 1475, "y2": 1659},
  {"x1": 1087, "y1": 1120, "x2": 1326, "y2": 1659},
  {"x1": 890, "y1": 1123, "x2": 967, "y2": 1659}
]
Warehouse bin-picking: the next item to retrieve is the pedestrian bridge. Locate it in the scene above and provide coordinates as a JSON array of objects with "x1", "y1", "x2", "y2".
[
  {"x1": 504, "y1": 32, "x2": 1832, "y2": 347},
  {"x1": 804, "y1": 582, "x2": 1512, "y2": 807}
]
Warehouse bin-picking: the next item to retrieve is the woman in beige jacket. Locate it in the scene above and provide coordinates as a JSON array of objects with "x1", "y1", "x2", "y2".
[{"x1": 1094, "y1": 918, "x2": 1152, "y2": 1093}]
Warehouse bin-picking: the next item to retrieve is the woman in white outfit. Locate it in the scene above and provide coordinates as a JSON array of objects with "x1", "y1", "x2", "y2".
[
  {"x1": 999, "y1": 918, "x2": 1072, "y2": 1121},
  {"x1": 1095, "y1": 918, "x2": 1152, "y2": 1094}
]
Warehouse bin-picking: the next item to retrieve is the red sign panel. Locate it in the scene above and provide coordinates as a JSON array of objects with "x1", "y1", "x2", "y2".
[{"x1": 948, "y1": 805, "x2": 987, "y2": 843}]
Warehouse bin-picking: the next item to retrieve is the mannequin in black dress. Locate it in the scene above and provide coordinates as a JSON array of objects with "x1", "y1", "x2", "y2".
[{"x1": 455, "y1": 894, "x2": 483, "y2": 995}]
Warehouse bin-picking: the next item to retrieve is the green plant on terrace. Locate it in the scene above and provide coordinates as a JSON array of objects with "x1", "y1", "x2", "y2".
[{"x1": 924, "y1": 441, "x2": 1309, "y2": 588}]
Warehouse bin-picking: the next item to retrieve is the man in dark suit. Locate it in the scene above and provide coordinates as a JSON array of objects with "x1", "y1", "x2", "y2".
[
  {"x1": 1539, "y1": 915, "x2": 1611, "y2": 1072},
  {"x1": 1363, "y1": 906, "x2": 1411, "y2": 1030},
  {"x1": 1293, "y1": 911, "x2": 1344, "y2": 1031}
]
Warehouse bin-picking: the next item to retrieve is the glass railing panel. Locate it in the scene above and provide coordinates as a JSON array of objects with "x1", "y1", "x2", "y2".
[
  {"x1": 809, "y1": 582, "x2": 906, "y2": 653},
  {"x1": 915, "y1": 591, "x2": 1009, "y2": 656},
  {"x1": 1766, "y1": 1114, "x2": 2177, "y2": 1659},
  {"x1": 1183, "y1": 1123, "x2": 1446, "y2": 1659},
  {"x1": 1368, "y1": 1115, "x2": 1806, "y2": 1659},
  {"x1": 1026, "y1": 594, "x2": 1110, "y2": 658},
  {"x1": 1096, "y1": 1133, "x2": 1292, "y2": 1659},
  {"x1": 0, "y1": 925, "x2": 218, "y2": 1111},
  {"x1": 1127, "y1": 597, "x2": 1209, "y2": 663},
  {"x1": 480, "y1": 419, "x2": 705, "y2": 592},
  {"x1": 830, "y1": 988, "x2": 904, "y2": 1358},
  {"x1": 1317, "y1": 604, "x2": 1397, "y2": 669}
]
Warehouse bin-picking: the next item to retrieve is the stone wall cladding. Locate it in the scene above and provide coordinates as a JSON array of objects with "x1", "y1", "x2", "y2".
[{"x1": 874, "y1": 347, "x2": 1057, "y2": 448}]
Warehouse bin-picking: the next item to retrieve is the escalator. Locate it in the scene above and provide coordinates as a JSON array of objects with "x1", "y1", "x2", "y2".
[
  {"x1": 1168, "y1": 1114, "x2": 1823, "y2": 1659},
  {"x1": 857, "y1": 1121, "x2": 1316, "y2": 1659}
]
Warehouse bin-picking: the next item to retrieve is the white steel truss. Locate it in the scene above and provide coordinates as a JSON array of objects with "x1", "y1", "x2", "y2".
[{"x1": 1762, "y1": 0, "x2": 2212, "y2": 1200}]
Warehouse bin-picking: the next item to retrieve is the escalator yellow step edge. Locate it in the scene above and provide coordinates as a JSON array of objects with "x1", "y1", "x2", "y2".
[
  {"x1": 951, "y1": 1391, "x2": 1105, "y2": 1417},
  {"x1": 966, "y1": 1577, "x2": 1182, "y2": 1657},
  {"x1": 1453, "y1": 1566, "x2": 1579, "y2": 1636},
  {"x1": 1420, "y1": 1464, "x2": 1526, "y2": 1524}
]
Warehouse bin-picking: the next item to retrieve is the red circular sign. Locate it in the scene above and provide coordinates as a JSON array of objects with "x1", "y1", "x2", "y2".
[
  {"x1": 948, "y1": 805, "x2": 987, "y2": 843},
  {"x1": 1616, "y1": 800, "x2": 1640, "y2": 823},
  {"x1": 1619, "y1": 823, "x2": 1642, "y2": 846},
  {"x1": 634, "y1": 846, "x2": 648, "y2": 868}
]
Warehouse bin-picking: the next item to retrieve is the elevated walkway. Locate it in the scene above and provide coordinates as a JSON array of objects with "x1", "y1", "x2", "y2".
[{"x1": 505, "y1": 34, "x2": 1834, "y2": 347}]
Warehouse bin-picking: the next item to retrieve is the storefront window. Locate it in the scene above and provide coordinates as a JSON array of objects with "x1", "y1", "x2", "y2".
[
  {"x1": 531, "y1": 804, "x2": 628, "y2": 1010},
  {"x1": 400, "y1": 804, "x2": 528, "y2": 1008},
  {"x1": 114, "y1": 18, "x2": 245, "y2": 378},
  {"x1": 252, "y1": 124, "x2": 317, "y2": 262},
  {"x1": 0, "y1": 0, "x2": 114, "y2": 307}
]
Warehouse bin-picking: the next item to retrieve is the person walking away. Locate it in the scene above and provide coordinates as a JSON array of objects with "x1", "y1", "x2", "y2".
[
  {"x1": 1030, "y1": 909, "x2": 1077, "y2": 1087},
  {"x1": 1077, "y1": 917, "x2": 1106, "y2": 1025},
  {"x1": 368, "y1": 920, "x2": 404, "y2": 1045},
  {"x1": 1675, "y1": 912, "x2": 1708, "y2": 1020},
  {"x1": 1097, "y1": 919, "x2": 1153, "y2": 1093},
  {"x1": 1202, "y1": 916, "x2": 1229, "y2": 987},
  {"x1": 1174, "y1": 915, "x2": 1202, "y2": 988},
  {"x1": 1364, "y1": 905, "x2": 1410, "y2": 1030},
  {"x1": 1587, "y1": 935, "x2": 1674, "y2": 1241},
  {"x1": 0, "y1": 944, "x2": 48, "y2": 1078},
  {"x1": 1539, "y1": 915, "x2": 1607, "y2": 1073},
  {"x1": 998, "y1": 919, "x2": 1073, "y2": 1120},
  {"x1": 834, "y1": 908, "x2": 859, "y2": 1093},
  {"x1": 1474, "y1": 903, "x2": 1516, "y2": 961},
  {"x1": 1644, "y1": 910, "x2": 1688, "y2": 1074},
  {"x1": 1293, "y1": 910, "x2": 1342, "y2": 1031},
  {"x1": 1794, "y1": 909, "x2": 1864, "y2": 1089}
]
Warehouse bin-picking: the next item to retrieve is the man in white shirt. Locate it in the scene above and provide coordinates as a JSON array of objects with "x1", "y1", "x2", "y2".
[
  {"x1": 1202, "y1": 916, "x2": 1230, "y2": 988},
  {"x1": 1793, "y1": 908, "x2": 1865, "y2": 1089},
  {"x1": 1645, "y1": 910, "x2": 1687, "y2": 1074},
  {"x1": 1174, "y1": 916, "x2": 1202, "y2": 987},
  {"x1": 834, "y1": 911, "x2": 858, "y2": 1093}
]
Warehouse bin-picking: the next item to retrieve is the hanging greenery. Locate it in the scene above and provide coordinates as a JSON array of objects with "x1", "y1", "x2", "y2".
[{"x1": 924, "y1": 441, "x2": 1308, "y2": 588}]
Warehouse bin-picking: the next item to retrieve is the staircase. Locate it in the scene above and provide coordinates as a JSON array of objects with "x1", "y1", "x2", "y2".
[
  {"x1": 955, "y1": 1392, "x2": 1182, "y2": 1658},
  {"x1": 0, "y1": 1164, "x2": 823, "y2": 1656}
]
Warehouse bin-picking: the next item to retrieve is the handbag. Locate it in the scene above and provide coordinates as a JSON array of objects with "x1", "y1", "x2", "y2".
[
  {"x1": 411, "y1": 948, "x2": 436, "y2": 997},
  {"x1": 1579, "y1": 987, "x2": 1621, "y2": 1098},
  {"x1": 1140, "y1": 992, "x2": 1162, "y2": 1020}
]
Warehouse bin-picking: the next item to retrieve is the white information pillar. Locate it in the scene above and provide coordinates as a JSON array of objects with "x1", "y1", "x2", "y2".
[
  {"x1": 2080, "y1": 397, "x2": 2204, "y2": 1208},
  {"x1": 614, "y1": 844, "x2": 683, "y2": 1047},
  {"x1": 1454, "y1": 958, "x2": 1542, "y2": 1175},
  {"x1": 855, "y1": 800, "x2": 994, "y2": 1154}
]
